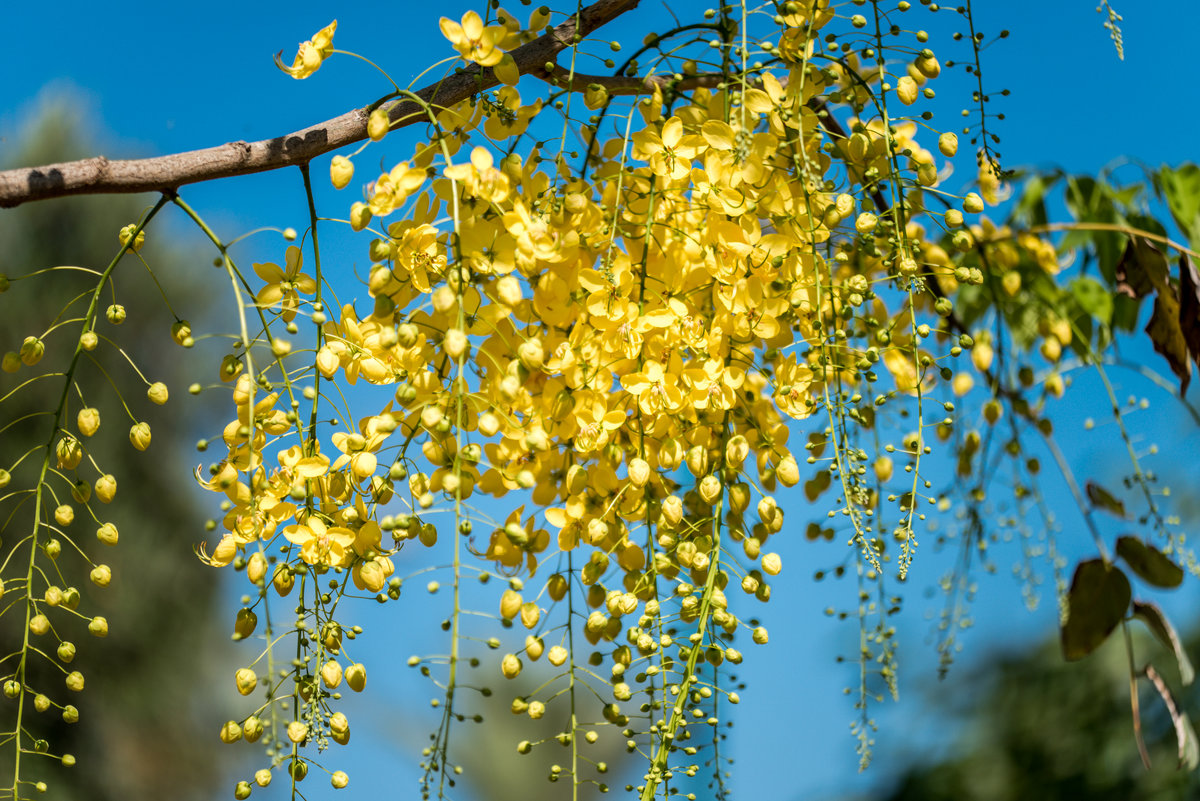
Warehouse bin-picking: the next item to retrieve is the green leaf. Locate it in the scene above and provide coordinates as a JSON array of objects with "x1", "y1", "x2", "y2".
[
  {"x1": 1086, "y1": 481, "x2": 1127, "y2": 518},
  {"x1": 1065, "y1": 175, "x2": 1124, "y2": 283},
  {"x1": 1116, "y1": 536, "x2": 1184, "y2": 588},
  {"x1": 1159, "y1": 164, "x2": 1200, "y2": 247},
  {"x1": 1132, "y1": 601, "x2": 1193, "y2": 685},
  {"x1": 1060, "y1": 559, "x2": 1131, "y2": 661},
  {"x1": 1070, "y1": 276, "x2": 1113, "y2": 327}
]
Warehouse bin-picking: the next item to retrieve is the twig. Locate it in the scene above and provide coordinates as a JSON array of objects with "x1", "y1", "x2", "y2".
[{"x1": 0, "y1": 0, "x2": 640, "y2": 208}]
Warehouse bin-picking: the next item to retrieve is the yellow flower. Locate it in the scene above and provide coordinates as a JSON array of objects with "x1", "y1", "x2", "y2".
[
  {"x1": 631, "y1": 117, "x2": 703, "y2": 181},
  {"x1": 284, "y1": 515, "x2": 355, "y2": 568},
  {"x1": 620, "y1": 359, "x2": 684, "y2": 416},
  {"x1": 276, "y1": 21, "x2": 337, "y2": 80},
  {"x1": 440, "y1": 11, "x2": 506, "y2": 67},
  {"x1": 254, "y1": 246, "x2": 316, "y2": 322}
]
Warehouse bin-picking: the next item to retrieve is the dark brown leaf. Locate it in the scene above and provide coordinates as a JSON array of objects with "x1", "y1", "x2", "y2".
[
  {"x1": 1180, "y1": 254, "x2": 1200, "y2": 369},
  {"x1": 1117, "y1": 536, "x2": 1184, "y2": 588},
  {"x1": 1115, "y1": 237, "x2": 1169, "y2": 299},
  {"x1": 1146, "y1": 281, "x2": 1192, "y2": 394},
  {"x1": 1133, "y1": 601, "x2": 1194, "y2": 685},
  {"x1": 1061, "y1": 559, "x2": 1131, "y2": 661},
  {"x1": 1086, "y1": 481, "x2": 1127, "y2": 519}
]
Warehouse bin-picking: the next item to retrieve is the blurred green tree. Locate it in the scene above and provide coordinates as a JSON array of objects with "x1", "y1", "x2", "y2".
[
  {"x1": 868, "y1": 631, "x2": 1198, "y2": 801},
  {"x1": 0, "y1": 95, "x2": 228, "y2": 801}
]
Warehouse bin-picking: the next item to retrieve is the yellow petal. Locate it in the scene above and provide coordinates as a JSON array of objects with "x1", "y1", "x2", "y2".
[
  {"x1": 494, "y1": 53, "x2": 519, "y2": 86},
  {"x1": 439, "y1": 17, "x2": 464, "y2": 44}
]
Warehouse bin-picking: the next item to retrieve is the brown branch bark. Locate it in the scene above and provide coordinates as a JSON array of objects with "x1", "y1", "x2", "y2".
[
  {"x1": 533, "y1": 66, "x2": 726, "y2": 96},
  {"x1": 0, "y1": 0, "x2": 639, "y2": 208}
]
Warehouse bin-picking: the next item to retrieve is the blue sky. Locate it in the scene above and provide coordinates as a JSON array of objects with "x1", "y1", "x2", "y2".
[{"x1": 4, "y1": 2, "x2": 1200, "y2": 799}]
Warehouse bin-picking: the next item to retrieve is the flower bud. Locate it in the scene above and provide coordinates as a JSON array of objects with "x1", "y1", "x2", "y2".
[
  {"x1": 0, "y1": 470, "x2": 8, "y2": 490},
  {"x1": 685, "y1": 445, "x2": 708, "y2": 477},
  {"x1": 547, "y1": 573, "x2": 568, "y2": 602},
  {"x1": 118, "y1": 224, "x2": 145, "y2": 252},
  {"x1": 345, "y1": 663, "x2": 366, "y2": 692},
  {"x1": 54, "y1": 504, "x2": 74, "y2": 526},
  {"x1": 65, "y1": 671, "x2": 85, "y2": 692},
  {"x1": 287, "y1": 721, "x2": 308, "y2": 743},
  {"x1": 29, "y1": 614, "x2": 49, "y2": 636},
  {"x1": 874, "y1": 456, "x2": 894, "y2": 482},
  {"x1": 627, "y1": 457, "x2": 651, "y2": 488},
  {"x1": 96, "y1": 522, "x2": 118, "y2": 546},
  {"x1": 938, "y1": 132, "x2": 958, "y2": 157},
  {"x1": 106, "y1": 304, "x2": 126, "y2": 325},
  {"x1": 146, "y1": 382, "x2": 169, "y2": 405},
  {"x1": 171, "y1": 320, "x2": 192, "y2": 347},
  {"x1": 724, "y1": 435, "x2": 749, "y2": 468},
  {"x1": 547, "y1": 645, "x2": 568, "y2": 666},
  {"x1": 443, "y1": 328, "x2": 468, "y2": 360},
  {"x1": 855, "y1": 213, "x2": 878, "y2": 235},
  {"x1": 71, "y1": 480, "x2": 91, "y2": 504},
  {"x1": 661, "y1": 495, "x2": 683, "y2": 526},
  {"x1": 57, "y1": 642, "x2": 76, "y2": 663},
  {"x1": 350, "y1": 202, "x2": 372, "y2": 232},
  {"x1": 525, "y1": 635, "x2": 544, "y2": 661},
  {"x1": 963, "y1": 192, "x2": 985, "y2": 214},
  {"x1": 273, "y1": 565, "x2": 295, "y2": 596},
  {"x1": 495, "y1": 275, "x2": 522, "y2": 306},
  {"x1": 3, "y1": 681, "x2": 19, "y2": 699},
  {"x1": 79, "y1": 331, "x2": 98, "y2": 351},
  {"x1": 501, "y1": 653, "x2": 522, "y2": 679},
  {"x1": 219, "y1": 721, "x2": 242, "y2": 744},
  {"x1": 321, "y1": 659, "x2": 343, "y2": 689},
  {"x1": 331, "y1": 771, "x2": 350, "y2": 789},
  {"x1": 243, "y1": 716, "x2": 265, "y2": 743},
  {"x1": 752, "y1": 626, "x2": 769, "y2": 644},
  {"x1": 895, "y1": 75, "x2": 919, "y2": 105},
  {"x1": 254, "y1": 769, "x2": 271, "y2": 787},
  {"x1": 234, "y1": 608, "x2": 257, "y2": 640},
  {"x1": 88, "y1": 616, "x2": 109, "y2": 637},
  {"x1": 90, "y1": 564, "x2": 112, "y2": 587},
  {"x1": 77, "y1": 408, "x2": 101, "y2": 437},
  {"x1": 330, "y1": 155, "x2": 354, "y2": 190},
  {"x1": 698, "y1": 474, "x2": 722, "y2": 504},
  {"x1": 368, "y1": 107, "x2": 389, "y2": 141},
  {"x1": 92, "y1": 474, "x2": 115, "y2": 504},
  {"x1": 234, "y1": 781, "x2": 251, "y2": 800},
  {"x1": 761, "y1": 553, "x2": 782, "y2": 576},
  {"x1": 56, "y1": 436, "x2": 83, "y2": 470},
  {"x1": 20, "y1": 336, "x2": 45, "y2": 366},
  {"x1": 1, "y1": 352, "x2": 18, "y2": 373},
  {"x1": 499, "y1": 589, "x2": 521, "y2": 620},
  {"x1": 129, "y1": 422, "x2": 152, "y2": 451},
  {"x1": 775, "y1": 455, "x2": 800, "y2": 487},
  {"x1": 519, "y1": 602, "x2": 540, "y2": 629}
]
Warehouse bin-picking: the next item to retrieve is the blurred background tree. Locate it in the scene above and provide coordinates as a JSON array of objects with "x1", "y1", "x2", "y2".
[
  {"x1": 842, "y1": 629, "x2": 1198, "y2": 801},
  {"x1": 0, "y1": 94, "x2": 229, "y2": 800}
]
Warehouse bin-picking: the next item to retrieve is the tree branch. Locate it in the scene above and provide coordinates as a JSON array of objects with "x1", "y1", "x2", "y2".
[
  {"x1": 0, "y1": 0, "x2": 639, "y2": 208},
  {"x1": 532, "y1": 65, "x2": 727, "y2": 96}
]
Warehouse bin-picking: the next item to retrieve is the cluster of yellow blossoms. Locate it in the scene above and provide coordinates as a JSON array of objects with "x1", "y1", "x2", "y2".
[{"x1": 198, "y1": 4, "x2": 1079, "y2": 797}]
